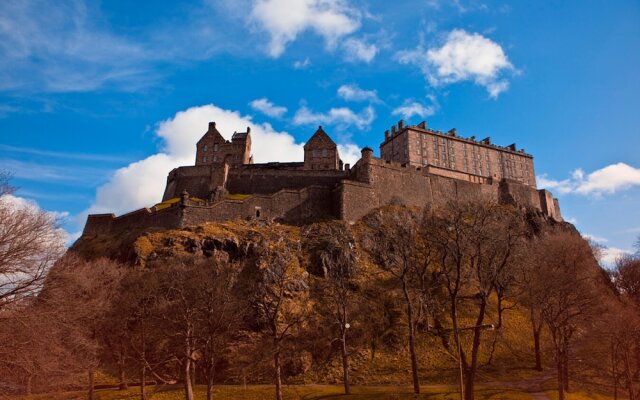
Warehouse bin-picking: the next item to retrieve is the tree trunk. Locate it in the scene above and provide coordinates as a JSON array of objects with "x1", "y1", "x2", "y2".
[
  {"x1": 119, "y1": 353, "x2": 128, "y2": 390},
  {"x1": 184, "y1": 357, "x2": 194, "y2": 400},
  {"x1": 563, "y1": 348, "x2": 569, "y2": 392},
  {"x1": 275, "y1": 349, "x2": 283, "y2": 400},
  {"x1": 341, "y1": 330, "x2": 351, "y2": 395},
  {"x1": 402, "y1": 279, "x2": 420, "y2": 394},
  {"x1": 88, "y1": 368, "x2": 95, "y2": 400},
  {"x1": 557, "y1": 355, "x2": 565, "y2": 400},
  {"x1": 140, "y1": 366, "x2": 147, "y2": 400},
  {"x1": 464, "y1": 369, "x2": 475, "y2": 400},
  {"x1": 207, "y1": 361, "x2": 215, "y2": 400},
  {"x1": 533, "y1": 328, "x2": 542, "y2": 371}
]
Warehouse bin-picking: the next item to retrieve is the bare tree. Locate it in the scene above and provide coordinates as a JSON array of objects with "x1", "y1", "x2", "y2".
[
  {"x1": 532, "y1": 231, "x2": 601, "y2": 400},
  {"x1": 361, "y1": 206, "x2": 432, "y2": 394},
  {"x1": 192, "y1": 258, "x2": 245, "y2": 400},
  {"x1": 423, "y1": 201, "x2": 526, "y2": 400},
  {"x1": 33, "y1": 254, "x2": 123, "y2": 400},
  {"x1": 312, "y1": 224, "x2": 359, "y2": 395},
  {"x1": 0, "y1": 181, "x2": 65, "y2": 310},
  {"x1": 516, "y1": 240, "x2": 547, "y2": 371},
  {"x1": 254, "y1": 237, "x2": 310, "y2": 400}
]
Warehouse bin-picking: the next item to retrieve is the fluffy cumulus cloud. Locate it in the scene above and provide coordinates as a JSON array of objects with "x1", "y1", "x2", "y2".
[
  {"x1": 84, "y1": 103, "x2": 362, "y2": 217},
  {"x1": 537, "y1": 163, "x2": 640, "y2": 196},
  {"x1": 293, "y1": 105, "x2": 375, "y2": 130},
  {"x1": 250, "y1": 0, "x2": 361, "y2": 57},
  {"x1": 396, "y1": 29, "x2": 514, "y2": 98},
  {"x1": 337, "y1": 84, "x2": 379, "y2": 102},
  {"x1": 341, "y1": 38, "x2": 378, "y2": 63},
  {"x1": 249, "y1": 97, "x2": 288, "y2": 118},
  {"x1": 392, "y1": 100, "x2": 437, "y2": 119}
]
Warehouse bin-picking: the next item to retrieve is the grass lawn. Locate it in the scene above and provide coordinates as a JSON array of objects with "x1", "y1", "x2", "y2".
[{"x1": 16, "y1": 384, "x2": 536, "y2": 400}]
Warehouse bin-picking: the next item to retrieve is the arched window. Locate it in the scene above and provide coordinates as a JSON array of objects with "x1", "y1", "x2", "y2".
[
  {"x1": 203, "y1": 144, "x2": 208, "y2": 152},
  {"x1": 214, "y1": 143, "x2": 219, "y2": 151}
]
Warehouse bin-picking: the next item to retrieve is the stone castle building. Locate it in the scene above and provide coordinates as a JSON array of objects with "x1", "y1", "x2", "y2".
[{"x1": 82, "y1": 120, "x2": 562, "y2": 236}]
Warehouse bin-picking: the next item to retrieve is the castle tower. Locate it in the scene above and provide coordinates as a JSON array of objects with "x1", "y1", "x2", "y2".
[
  {"x1": 303, "y1": 126, "x2": 341, "y2": 170},
  {"x1": 195, "y1": 122, "x2": 252, "y2": 167}
]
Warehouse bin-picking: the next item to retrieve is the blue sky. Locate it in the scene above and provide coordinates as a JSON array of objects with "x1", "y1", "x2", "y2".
[{"x1": 0, "y1": 0, "x2": 638, "y2": 263}]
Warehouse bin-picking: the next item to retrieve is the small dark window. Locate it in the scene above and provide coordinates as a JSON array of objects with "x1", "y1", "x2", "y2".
[{"x1": 255, "y1": 207, "x2": 261, "y2": 218}]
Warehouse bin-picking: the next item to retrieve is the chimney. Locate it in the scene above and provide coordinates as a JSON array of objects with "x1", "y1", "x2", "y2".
[
  {"x1": 507, "y1": 143, "x2": 517, "y2": 151},
  {"x1": 470, "y1": 136, "x2": 476, "y2": 141},
  {"x1": 247, "y1": 126, "x2": 251, "y2": 134},
  {"x1": 448, "y1": 128, "x2": 457, "y2": 137},
  {"x1": 418, "y1": 121, "x2": 427, "y2": 129},
  {"x1": 208, "y1": 121, "x2": 216, "y2": 131},
  {"x1": 391, "y1": 125, "x2": 397, "y2": 135},
  {"x1": 385, "y1": 130, "x2": 390, "y2": 140},
  {"x1": 398, "y1": 120, "x2": 404, "y2": 130},
  {"x1": 345, "y1": 163, "x2": 350, "y2": 171},
  {"x1": 481, "y1": 137, "x2": 491, "y2": 145}
]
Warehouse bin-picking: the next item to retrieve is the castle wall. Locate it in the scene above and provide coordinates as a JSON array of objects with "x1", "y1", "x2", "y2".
[
  {"x1": 82, "y1": 206, "x2": 183, "y2": 235},
  {"x1": 182, "y1": 186, "x2": 336, "y2": 224},
  {"x1": 221, "y1": 168, "x2": 347, "y2": 195},
  {"x1": 163, "y1": 165, "x2": 227, "y2": 200}
]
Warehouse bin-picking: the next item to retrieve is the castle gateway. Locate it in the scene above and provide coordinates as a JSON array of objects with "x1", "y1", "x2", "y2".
[{"x1": 82, "y1": 120, "x2": 562, "y2": 236}]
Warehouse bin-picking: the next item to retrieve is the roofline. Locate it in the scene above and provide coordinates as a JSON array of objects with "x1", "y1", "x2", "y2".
[{"x1": 380, "y1": 125, "x2": 533, "y2": 158}]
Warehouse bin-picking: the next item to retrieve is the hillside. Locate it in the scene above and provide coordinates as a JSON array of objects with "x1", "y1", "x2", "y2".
[{"x1": 70, "y1": 205, "x2": 572, "y2": 388}]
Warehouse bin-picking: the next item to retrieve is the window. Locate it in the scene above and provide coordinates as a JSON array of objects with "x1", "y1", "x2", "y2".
[
  {"x1": 255, "y1": 207, "x2": 261, "y2": 218},
  {"x1": 213, "y1": 155, "x2": 218, "y2": 162},
  {"x1": 203, "y1": 156, "x2": 207, "y2": 163},
  {"x1": 322, "y1": 149, "x2": 327, "y2": 157},
  {"x1": 203, "y1": 144, "x2": 208, "y2": 152},
  {"x1": 213, "y1": 143, "x2": 219, "y2": 151}
]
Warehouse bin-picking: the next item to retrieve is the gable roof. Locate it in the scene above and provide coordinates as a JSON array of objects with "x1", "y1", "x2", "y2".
[
  {"x1": 304, "y1": 126, "x2": 337, "y2": 149},
  {"x1": 197, "y1": 122, "x2": 225, "y2": 144}
]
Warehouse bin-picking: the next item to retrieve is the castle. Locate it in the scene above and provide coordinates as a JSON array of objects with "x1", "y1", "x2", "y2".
[{"x1": 82, "y1": 120, "x2": 562, "y2": 236}]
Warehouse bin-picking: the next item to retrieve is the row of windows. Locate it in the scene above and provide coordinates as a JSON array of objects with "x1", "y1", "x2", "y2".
[
  {"x1": 310, "y1": 148, "x2": 333, "y2": 157},
  {"x1": 202, "y1": 143, "x2": 219, "y2": 152}
]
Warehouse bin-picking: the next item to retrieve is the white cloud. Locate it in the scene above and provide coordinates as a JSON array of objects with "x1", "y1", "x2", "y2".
[
  {"x1": 293, "y1": 105, "x2": 375, "y2": 130},
  {"x1": 249, "y1": 0, "x2": 361, "y2": 57},
  {"x1": 392, "y1": 99, "x2": 437, "y2": 119},
  {"x1": 396, "y1": 29, "x2": 514, "y2": 98},
  {"x1": 84, "y1": 103, "x2": 361, "y2": 217},
  {"x1": 293, "y1": 58, "x2": 311, "y2": 69},
  {"x1": 249, "y1": 97, "x2": 288, "y2": 118},
  {"x1": 582, "y1": 233, "x2": 609, "y2": 244},
  {"x1": 337, "y1": 84, "x2": 379, "y2": 102},
  {"x1": 537, "y1": 163, "x2": 640, "y2": 196},
  {"x1": 337, "y1": 143, "x2": 362, "y2": 166},
  {"x1": 342, "y1": 38, "x2": 378, "y2": 63},
  {"x1": 601, "y1": 246, "x2": 631, "y2": 266}
]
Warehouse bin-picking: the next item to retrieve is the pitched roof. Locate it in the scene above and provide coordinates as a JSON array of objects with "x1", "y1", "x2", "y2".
[
  {"x1": 197, "y1": 121, "x2": 225, "y2": 144},
  {"x1": 304, "y1": 126, "x2": 336, "y2": 149}
]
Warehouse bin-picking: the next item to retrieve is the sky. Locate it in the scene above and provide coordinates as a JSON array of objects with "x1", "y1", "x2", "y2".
[{"x1": 0, "y1": 0, "x2": 638, "y2": 264}]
